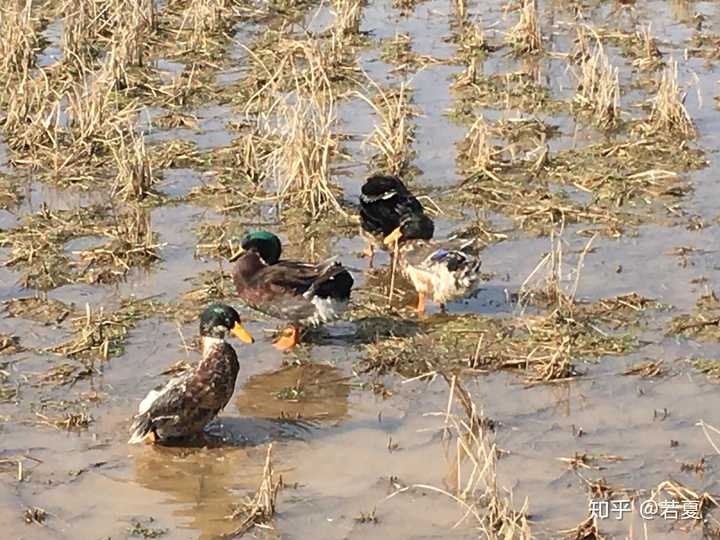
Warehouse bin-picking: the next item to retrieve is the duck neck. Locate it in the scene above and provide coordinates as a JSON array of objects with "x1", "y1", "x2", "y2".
[
  {"x1": 201, "y1": 336, "x2": 225, "y2": 358},
  {"x1": 233, "y1": 251, "x2": 268, "y2": 285}
]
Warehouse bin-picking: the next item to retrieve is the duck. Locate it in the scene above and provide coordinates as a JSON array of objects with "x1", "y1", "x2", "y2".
[
  {"x1": 359, "y1": 174, "x2": 431, "y2": 268},
  {"x1": 231, "y1": 231, "x2": 354, "y2": 350},
  {"x1": 128, "y1": 303, "x2": 254, "y2": 444},
  {"x1": 383, "y1": 213, "x2": 483, "y2": 317}
]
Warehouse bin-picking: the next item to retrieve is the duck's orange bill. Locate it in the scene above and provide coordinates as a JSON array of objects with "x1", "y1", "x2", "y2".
[
  {"x1": 383, "y1": 227, "x2": 403, "y2": 246},
  {"x1": 231, "y1": 322, "x2": 254, "y2": 343}
]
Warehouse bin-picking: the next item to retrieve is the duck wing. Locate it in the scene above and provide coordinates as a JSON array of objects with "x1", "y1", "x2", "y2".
[
  {"x1": 403, "y1": 239, "x2": 482, "y2": 274},
  {"x1": 245, "y1": 259, "x2": 353, "y2": 322},
  {"x1": 250, "y1": 259, "x2": 350, "y2": 298}
]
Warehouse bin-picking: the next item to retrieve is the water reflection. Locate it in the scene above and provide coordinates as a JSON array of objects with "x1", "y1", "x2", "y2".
[
  {"x1": 132, "y1": 444, "x2": 262, "y2": 540},
  {"x1": 236, "y1": 363, "x2": 351, "y2": 422}
]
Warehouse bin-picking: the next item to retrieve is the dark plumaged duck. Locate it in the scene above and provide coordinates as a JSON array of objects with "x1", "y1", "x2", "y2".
[
  {"x1": 383, "y1": 213, "x2": 483, "y2": 317},
  {"x1": 359, "y1": 174, "x2": 431, "y2": 267},
  {"x1": 128, "y1": 303, "x2": 254, "y2": 444},
  {"x1": 231, "y1": 231, "x2": 354, "y2": 350}
]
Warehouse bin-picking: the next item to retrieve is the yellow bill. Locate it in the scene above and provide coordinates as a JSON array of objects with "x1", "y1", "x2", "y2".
[
  {"x1": 231, "y1": 321, "x2": 254, "y2": 343},
  {"x1": 228, "y1": 246, "x2": 245, "y2": 262},
  {"x1": 383, "y1": 227, "x2": 403, "y2": 246}
]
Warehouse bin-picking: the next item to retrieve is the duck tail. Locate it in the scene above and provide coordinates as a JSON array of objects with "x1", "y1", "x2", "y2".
[
  {"x1": 457, "y1": 255, "x2": 482, "y2": 288},
  {"x1": 431, "y1": 245, "x2": 482, "y2": 290},
  {"x1": 311, "y1": 261, "x2": 354, "y2": 301},
  {"x1": 128, "y1": 413, "x2": 152, "y2": 444}
]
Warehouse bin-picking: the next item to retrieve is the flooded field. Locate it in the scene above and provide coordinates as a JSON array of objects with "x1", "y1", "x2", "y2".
[{"x1": 3, "y1": 0, "x2": 720, "y2": 538}]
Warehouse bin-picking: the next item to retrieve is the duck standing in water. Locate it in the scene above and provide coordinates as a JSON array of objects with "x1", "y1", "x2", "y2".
[
  {"x1": 383, "y1": 213, "x2": 483, "y2": 317},
  {"x1": 128, "y1": 304, "x2": 254, "y2": 444},
  {"x1": 359, "y1": 174, "x2": 431, "y2": 268},
  {"x1": 231, "y1": 231, "x2": 354, "y2": 350}
]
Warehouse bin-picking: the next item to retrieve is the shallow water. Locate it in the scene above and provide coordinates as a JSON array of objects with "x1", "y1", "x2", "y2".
[{"x1": 3, "y1": 0, "x2": 720, "y2": 539}]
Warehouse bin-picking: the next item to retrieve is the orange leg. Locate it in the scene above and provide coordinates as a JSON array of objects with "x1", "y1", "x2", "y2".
[
  {"x1": 273, "y1": 325, "x2": 301, "y2": 351},
  {"x1": 363, "y1": 243, "x2": 375, "y2": 268},
  {"x1": 145, "y1": 430, "x2": 158, "y2": 444},
  {"x1": 415, "y1": 291, "x2": 426, "y2": 318}
]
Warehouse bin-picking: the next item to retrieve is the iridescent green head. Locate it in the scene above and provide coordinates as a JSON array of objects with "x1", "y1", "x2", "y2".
[
  {"x1": 199, "y1": 303, "x2": 253, "y2": 343},
  {"x1": 240, "y1": 231, "x2": 282, "y2": 264}
]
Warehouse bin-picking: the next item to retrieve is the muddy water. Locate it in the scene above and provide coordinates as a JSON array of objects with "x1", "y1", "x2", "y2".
[{"x1": 3, "y1": 0, "x2": 720, "y2": 539}]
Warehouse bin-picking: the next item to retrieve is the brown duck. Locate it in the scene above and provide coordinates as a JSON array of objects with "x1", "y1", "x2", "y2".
[
  {"x1": 128, "y1": 303, "x2": 253, "y2": 444},
  {"x1": 231, "y1": 231, "x2": 353, "y2": 350}
]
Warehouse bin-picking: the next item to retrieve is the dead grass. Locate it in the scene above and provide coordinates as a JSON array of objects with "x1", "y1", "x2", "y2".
[
  {"x1": 0, "y1": 205, "x2": 108, "y2": 289},
  {"x1": 451, "y1": 70, "x2": 565, "y2": 117},
  {"x1": 0, "y1": 204, "x2": 162, "y2": 288},
  {"x1": 234, "y1": 27, "x2": 361, "y2": 113},
  {"x1": 648, "y1": 479, "x2": 719, "y2": 521},
  {"x1": 380, "y1": 33, "x2": 442, "y2": 73},
  {"x1": 178, "y1": 0, "x2": 234, "y2": 55},
  {"x1": 668, "y1": 291, "x2": 720, "y2": 341},
  {"x1": 266, "y1": 93, "x2": 343, "y2": 217},
  {"x1": 573, "y1": 40, "x2": 620, "y2": 129},
  {"x1": 361, "y1": 237, "x2": 642, "y2": 381},
  {"x1": 0, "y1": 335, "x2": 23, "y2": 356},
  {"x1": 331, "y1": 0, "x2": 363, "y2": 39},
  {"x1": 148, "y1": 139, "x2": 203, "y2": 169},
  {"x1": 110, "y1": 123, "x2": 157, "y2": 200},
  {"x1": 506, "y1": 0, "x2": 542, "y2": 56},
  {"x1": 361, "y1": 307, "x2": 634, "y2": 381},
  {"x1": 4, "y1": 297, "x2": 73, "y2": 324},
  {"x1": 1, "y1": 69, "x2": 64, "y2": 158},
  {"x1": 34, "y1": 411, "x2": 93, "y2": 431},
  {"x1": 170, "y1": 269, "x2": 235, "y2": 324},
  {"x1": 623, "y1": 359, "x2": 670, "y2": 378},
  {"x1": 456, "y1": 123, "x2": 705, "y2": 235},
  {"x1": 0, "y1": 0, "x2": 40, "y2": 91},
  {"x1": 0, "y1": 173, "x2": 22, "y2": 209},
  {"x1": 640, "y1": 59, "x2": 696, "y2": 139},
  {"x1": 559, "y1": 515, "x2": 605, "y2": 539},
  {"x1": 61, "y1": 0, "x2": 99, "y2": 71},
  {"x1": 450, "y1": 19, "x2": 492, "y2": 79},
  {"x1": 689, "y1": 358, "x2": 720, "y2": 381},
  {"x1": 46, "y1": 297, "x2": 165, "y2": 361},
  {"x1": 226, "y1": 444, "x2": 281, "y2": 536},
  {"x1": 359, "y1": 81, "x2": 416, "y2": 176},
  {"x1": 72, "y1": 207, "x2": 163, "y2": 284},
  {"x1": 632, "y1": 25, "x2": 663, "y2": 71},
  {"x1": 66, "y1": 74, "x2": 141, "y2": 163},
  {"x1": 457, "y1": 116, "x2": 501, "y2": 174}
]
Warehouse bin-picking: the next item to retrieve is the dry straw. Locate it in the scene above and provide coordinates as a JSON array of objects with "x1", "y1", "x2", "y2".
[
  {"x1": 507, "y1": 0, "x2": 542, "y2": 55},
  {"x1": 460, "y1": 116, "x2": 499, "y2": 174},
  {"x1": 0, "y1": 0, "x2": 37, "y2": 85},
  {"x1": 61, "y1": 0, "x2": 100, "y2": 71},
  {"x1": 179, "y1": 0, "x2": 231, "y2": 52},
  {"x1": 644, "y1": 58, "x2": 696, "y2": 139},
  {"x1": 359, "y1": 79, "x2": 415, "y2": 176},
  {"x1": 573, "y1": 35, "x2": 620, "y2": 129},
  {"x1": 226, "y1": 444, "x2": 281, "y2": 536},
  {"x1": 96, "y1": 0, "x2": 155, "y2": 88},
  {"x1": 111, "y1": 122, "x2": 155, "y2": 200},
  {"x1": 331, "y1": 0, "x2": 362, "y2": 38},
  {"x1": 268, "y1": 93, "x2": 343, "y2": 216}
]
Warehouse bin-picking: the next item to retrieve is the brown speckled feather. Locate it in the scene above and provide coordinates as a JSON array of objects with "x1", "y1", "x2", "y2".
[{"x1": 129, "y1": 343, "x2": 239, "y2": 441}]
